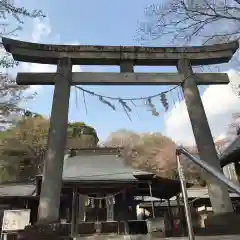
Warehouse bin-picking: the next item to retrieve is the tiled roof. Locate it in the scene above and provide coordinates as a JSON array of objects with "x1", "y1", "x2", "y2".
[
  {"x1": 62, "y1": 151, "x2": 152, "y2": 181},
  {"x1": 182, "y1": 187, "x2": 239, "y2": 199},
  {"x1": 0, "y1": 149, "x2": 182, "y2": 199},
  {"x1": 61, "y1": 150, "x2": 182, "y2": 198},
  {"x1": 0, "y1": 182, "x2": 36, "y2": 197}
]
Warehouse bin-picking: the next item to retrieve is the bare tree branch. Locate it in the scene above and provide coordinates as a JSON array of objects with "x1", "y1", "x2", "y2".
[
  {"x1": 0, "y1": 2, "x2": 45, "y2": 128},
  {"x1": 137, "y1": 0, "x2": 240, "y2": 45}
]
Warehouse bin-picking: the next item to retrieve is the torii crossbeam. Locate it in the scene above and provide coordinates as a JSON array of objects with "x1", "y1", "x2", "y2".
[
  {"x1": 2, "y1": 37, "x2": 237, "y2": 65},
  {"x1": 16, "y1": 72, "x2": 229, "y2": 85},
  {"x1": 2, "y1": 37, "x2": 239, "y2": 230}
]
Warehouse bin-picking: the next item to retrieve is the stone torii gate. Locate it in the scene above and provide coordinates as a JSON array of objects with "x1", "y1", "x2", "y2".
[{"x1": 2, "y1": 38, "x2": 239, "y2": 230}]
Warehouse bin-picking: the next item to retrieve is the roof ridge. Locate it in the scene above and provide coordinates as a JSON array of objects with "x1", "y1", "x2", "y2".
[{"x1": 68, "y1": 147, "x2": 122, "y2": 156}]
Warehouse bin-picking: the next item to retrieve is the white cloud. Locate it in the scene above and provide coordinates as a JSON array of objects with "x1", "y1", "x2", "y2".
[
  {"x1": 1, "y1": 18, "x2": 82, "y2": 85},
  {"x1": 31, "y1": 18, "x2": 51, "y2": 43},
  {"x1": 21, "y1": 63, "x2": 82, "y2": 93},
  {"x1": 164, "y1": 69, "x2": 240, "y2": 146},
  {"x1": 15, "y1": 18, "x2": 53, "y2": 92},
  {"x1": 21, "y1": 60, "x2": 82, "y2": 74},
  {"x1": 18, "y1": 19, "x2": 82, "y2": 92}
]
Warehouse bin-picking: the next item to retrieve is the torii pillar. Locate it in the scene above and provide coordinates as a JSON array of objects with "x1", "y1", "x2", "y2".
[
  {"x1": 37, "y1": 57, "x2": 72, "y2": 223},
  {"x1": 178, "y1": 59, "x2": 233, "y2": 214},
  {"x1": 2, "y1": 37, "x2": 240, "y2": 235}
]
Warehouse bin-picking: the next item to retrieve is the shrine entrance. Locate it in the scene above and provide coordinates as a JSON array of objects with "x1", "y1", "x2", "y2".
[{"x1": 2, "y1": 37, "x2": 239, "y2": 235}]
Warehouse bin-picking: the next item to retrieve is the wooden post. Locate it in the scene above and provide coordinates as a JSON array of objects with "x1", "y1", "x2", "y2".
[
  {"x1": 38, "y1": 58, "x2": 72, "y2": 223},
  {"x1": 167, "y1": 199, "x2": 173, "y2": 232},
  {"x1": 148, "y1": 181, "x2": 155, "y2": 218},
  {"x1": 131, "y1": 196, "x2": 137, "y2": 220},
  {"x1": 176, "y1": 194, "x2": 184, "y2": 236},
  {"x1": 78, "y1": 195, "x2": 86, "y2": 222},
  {"x1": 177, "y1": 59, "x2": 233, "y2": 214},
  {"x1": 71, "y1": 189, "x2": 77, "y2": 236},
  {"x1": 122, "y1": 190, "x2": 129, "y2": 234}
]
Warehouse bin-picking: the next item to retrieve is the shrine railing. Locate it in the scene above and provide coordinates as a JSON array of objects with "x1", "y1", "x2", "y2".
[
  {"x1": 176, "y1": 147, "x2": 240, "y2": 195},
  {"x1": 176, "y1": 147, "x2": 240, "y2": 240}
]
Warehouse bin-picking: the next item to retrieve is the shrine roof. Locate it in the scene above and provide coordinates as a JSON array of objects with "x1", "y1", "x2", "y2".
[
  {"x1": 62, "y1": 148, "x2": 152, "y2": 182},
  {"x1": 0, "y1": 182, "x2": 35, "y2": 197},
  {"x1": 0, "y1": 148, "x2": 184, "y2": 199}
]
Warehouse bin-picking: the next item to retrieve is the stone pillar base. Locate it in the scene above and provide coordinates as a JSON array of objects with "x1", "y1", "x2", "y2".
[
  {"x1": 17, "y1": 223, "x2": 72, "y2": 240},
  {"x1": 204, "y1": 212, "x2": 240, "y2": 235}
]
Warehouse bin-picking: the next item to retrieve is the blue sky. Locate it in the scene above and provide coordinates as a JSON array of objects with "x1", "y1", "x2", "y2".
[{"x1": 4, "y1": 0, "x2": 240, "y2": 144}]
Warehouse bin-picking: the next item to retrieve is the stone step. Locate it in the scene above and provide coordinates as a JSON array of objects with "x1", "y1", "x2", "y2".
[{"x1": 75, "y1": 234, "x2": 240, "y2": 240}]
